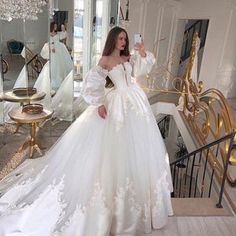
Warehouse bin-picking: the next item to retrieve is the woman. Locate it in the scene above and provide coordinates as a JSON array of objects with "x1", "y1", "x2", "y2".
[
  {"x1": 0, "y1": 27, "x2": 173, "y2": 236},
  {"x1": 49, "y1": 22, "x2": 73, "y2": 90},
  {"x1": 59, "y1": 24, "x2": 68, "y2": 46}
]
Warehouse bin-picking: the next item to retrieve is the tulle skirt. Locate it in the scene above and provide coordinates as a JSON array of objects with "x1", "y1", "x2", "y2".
[
  {"x1": 0, "y1": 85, "x2": 173, "y2": 236},
  {"x1": 50, "y1": 42, "x2": 73, "y2": 90}
]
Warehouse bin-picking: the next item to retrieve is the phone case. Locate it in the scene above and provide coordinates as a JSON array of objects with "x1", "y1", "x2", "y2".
[{"x1": 134, "y1": 34, "x2": 142, "y2": 44}]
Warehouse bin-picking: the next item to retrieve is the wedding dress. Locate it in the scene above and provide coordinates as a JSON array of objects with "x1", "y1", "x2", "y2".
[
  {"x1": 39, "y1": 41, "x2": 74, "y2": 121},
  {"x1": 0, "y1": 52, "x2": 173, "y2": 236},
  {"x1": 51, "y1": 34, "x2": 73, "y2": 90},
  {"x1": 41, "y1": 34, "x2": 73, "y2": 90},
  {"x1": 51, "y1": 70, "x2": 74, "y2": 121}
]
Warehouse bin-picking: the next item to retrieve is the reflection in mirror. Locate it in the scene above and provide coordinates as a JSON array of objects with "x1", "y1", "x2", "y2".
[
  {"x1": 177, "y1": 19, "x2": 209, "y2": 82},
  {"x1": 73, "y1": 0, "x2": 120, "y2": 80},
  {"x1": 1, "y1": 19, "x2": 25, "y2": 91},
  {"x1": 0, "y1": 20, "x2": 3, "y2": 126},
  {"x1": 24, "y1": 6, "x2": 49, "y2": 88},
  {"x1": 74, "y1": 0, "x2": 84, "y2": 80},
  {"x1": 0, "y1": 19, "x2": 26, "y2": 123},
  {"x1": 91, "y1": 1, "x2": 103, "y2": 68},
  {"x1": 89, "y1": 0, "x2": 120, "y2": 70},
  {"x1": 23, "y1": 5, "x2": 52, "y2": 111},
  {"x1": 91, "y1": 0, "x2": 109, "y2": 68},
  {"x1": 0, "y1": 21, "x2": 3, "y2": 149},
  {"x1": 49, "y1": 0, "x2": 74, "y2": 122},
  {"x1": 73, "y1": 0, "x2": 121, "y2": 117},
  {"x1": 109, "y1": 0, "x2": 119, "y2": 27},
  {"x1": 49, "y1": 7, "x2": 73, "y2": 91},
  {"x1": 118, "y1": 0, "x2": 130, "y2": 28}
]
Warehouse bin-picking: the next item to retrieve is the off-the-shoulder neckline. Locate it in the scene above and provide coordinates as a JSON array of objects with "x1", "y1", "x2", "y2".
[{"x1": 98, "y1": 61, "x2": 130, "y2": 73}]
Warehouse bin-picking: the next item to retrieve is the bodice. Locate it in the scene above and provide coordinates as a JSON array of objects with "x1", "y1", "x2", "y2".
[
  {"x1": 108, "y1": 62, "x2": 133, "y2": 90},
  {"x1": 81, "y1": 51, "x2": 155, "y2": 106},
  {"x1": 50, "y1": 34, "x2": 60, "y2": 44}
]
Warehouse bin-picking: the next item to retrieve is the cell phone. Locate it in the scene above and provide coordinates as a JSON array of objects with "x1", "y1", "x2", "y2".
[{"x1": 134, "y1": 33, "x2": 142, "y2": 44}]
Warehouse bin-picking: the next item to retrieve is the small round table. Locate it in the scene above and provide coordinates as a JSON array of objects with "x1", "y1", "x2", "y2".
[
  {"x1": 9, "y1": 108, "x2": 53, "y2": 158},
  {"x1": 3, "y1": 90, "x2": 46, "y2": 104},
  {"x1": 3, "y1": 90, "x2": 46, "y2": 132}
]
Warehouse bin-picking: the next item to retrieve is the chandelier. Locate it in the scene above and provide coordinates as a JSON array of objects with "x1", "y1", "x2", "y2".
[
  {"x1": 0, "y1": 0, "x2": 48, "y2": 21},
  {"x1": 49, "y1": 0, "x2": 59, "y2": 17}
]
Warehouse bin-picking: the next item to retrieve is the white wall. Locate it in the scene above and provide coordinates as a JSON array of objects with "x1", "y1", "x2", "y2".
[
  {"x1": 177, "y1": 0, "x2": 236, "y2": 98},
  {"x1": 124, "y1": 0, "x2": 236, "y2": 98},
  {"x1": 120, "y1": 0, "x2": 181, "y2": 89}
]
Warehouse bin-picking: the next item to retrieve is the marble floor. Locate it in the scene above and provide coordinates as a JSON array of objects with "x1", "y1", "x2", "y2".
[
  {"x1": 0, "y1": 120, "x2": 71, "y2": 179},
  {"x1": 149, "y1": 216, "x2": 236, "y2": 236}
]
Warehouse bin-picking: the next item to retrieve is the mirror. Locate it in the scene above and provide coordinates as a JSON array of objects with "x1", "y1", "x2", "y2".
[
  {"x1": 73, "y1": 0, "x2": 120, "y2": 79},
  {"x1": 73, "y1": 0, "x2": 120, "y2": 95},
  {"x1": 49, "y1": 1, "x2": 73, "y2": 91},
  {"x1": 23, "y1": 5, "x2": 52, "y2": 113},
  {"x1": 0, "y1": 20, "x2": 3, "y2": 147},
  {"x1": 109, "y1": 0, "x2": 119, "y2": 28},
  {"x1": 0, "y1": 0, "x2": 120, "y2": 125},
  {"x1": 1, "y1": 19, "x2": 25, "y2": 92},
  {"x1": 48, "y1": 0, "x2": 74, "y2": 122},
  {"x1": 0, "y1": 19, "x2": 26, "y2": 123},
  {"x1": 74, "y1": 0, "x2": 85, "y2": 81},
  {"x1": 24, "y1": 6, "x2": 49, "y2": 88},
  {"x1": 73, "y1": 0, "x2": 116, "y2": 117}
]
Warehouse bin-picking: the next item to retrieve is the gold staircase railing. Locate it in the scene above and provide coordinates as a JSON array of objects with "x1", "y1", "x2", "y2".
[
  {"x1": 179, "y1": 33, "x2": 236, "y2": 187},
  {"x1": 143, "y1": 32, "x2": 236, "y2": 188}
]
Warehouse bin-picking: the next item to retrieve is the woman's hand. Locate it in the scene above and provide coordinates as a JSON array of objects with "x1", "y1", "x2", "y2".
[
  {"x1": 98, "y1": 105, "x2": 107, "y2": 119},
  {"x1": 134, "y1": 41, "x2": 146, "y2": 57}
]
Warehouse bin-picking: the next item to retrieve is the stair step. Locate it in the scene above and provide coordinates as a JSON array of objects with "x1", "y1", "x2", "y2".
[{"x1": 172, "y1": 198, "x2": 232, "y2": 216}]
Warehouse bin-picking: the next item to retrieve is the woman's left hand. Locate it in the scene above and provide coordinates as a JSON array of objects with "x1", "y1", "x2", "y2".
[{"x1": 134, "y1": 42, "x2": 146, "y2": 58}]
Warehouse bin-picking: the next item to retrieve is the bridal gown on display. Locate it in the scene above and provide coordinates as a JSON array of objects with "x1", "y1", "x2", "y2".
[{"x1": 0, "y1": 52, "x2": 173, "y2": 236}]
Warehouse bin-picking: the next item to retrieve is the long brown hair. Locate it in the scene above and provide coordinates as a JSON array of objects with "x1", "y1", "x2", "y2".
[
  {"x1": 102, "y1": 27, "x2": 130, "y2": 88},
  {"x1": 50, "y1": 22, "x2": 57, "y2": 33}
]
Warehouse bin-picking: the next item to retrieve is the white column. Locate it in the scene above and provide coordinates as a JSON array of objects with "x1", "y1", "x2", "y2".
[
  {"x1": 101, "y1": 0, "x2": 110, "y2": 50},
  {"x1": 83, "y1": 0, "x2": 93, "y2": 77}
]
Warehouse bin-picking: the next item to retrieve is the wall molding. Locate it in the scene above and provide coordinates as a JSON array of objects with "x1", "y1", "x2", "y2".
[
  {"x1": 155, "y1": 5, "x2": 164, "y2": 58},
  {"x1": 166, "y1": 6, "x2": 177, "y2": 64},
  {"x1": 218, "y1": 7, "x2": 236, "y2": 70}
]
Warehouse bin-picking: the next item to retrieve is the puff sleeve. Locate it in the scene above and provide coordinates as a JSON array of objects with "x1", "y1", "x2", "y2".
[
  {"x1": 130, "y1": 51, "x2": 156, "y2": 78},
  {"x1": 81, "y1": 66, "x2": 108, "y2": 106}
]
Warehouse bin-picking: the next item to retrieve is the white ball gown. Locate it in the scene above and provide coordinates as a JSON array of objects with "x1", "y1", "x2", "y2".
[
  {"x1": 0, "y1": 52, "x2": 173, "y2": 236},
  {"x1": 41, "y1": 34, "x2": 73, "y2": 90}
]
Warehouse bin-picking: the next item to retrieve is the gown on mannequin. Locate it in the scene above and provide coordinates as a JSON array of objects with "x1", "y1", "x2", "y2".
[{"x1": 0, "y1": 52, "x2": 173, "y2": 236}]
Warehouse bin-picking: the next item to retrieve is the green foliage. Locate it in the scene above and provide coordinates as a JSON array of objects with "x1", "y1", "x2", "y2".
[{"x1": 175, "y1": 141, "x2": 188, "y2": 159}]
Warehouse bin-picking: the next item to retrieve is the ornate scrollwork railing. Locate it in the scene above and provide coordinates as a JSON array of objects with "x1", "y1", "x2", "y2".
[
  {"x1": 179, "y1": 33, "x2": 236, "y2": 186},
  {"x1": 142, "y1": 32, "x2": 236, "y2": 186}
]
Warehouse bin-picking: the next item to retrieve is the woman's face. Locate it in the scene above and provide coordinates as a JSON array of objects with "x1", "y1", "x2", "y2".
[{"x1": 115, "y1": 31, "x2": 127, "y2": 51}]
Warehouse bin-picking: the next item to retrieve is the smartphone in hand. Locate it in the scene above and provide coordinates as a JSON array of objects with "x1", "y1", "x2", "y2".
[{"x1": 134, "y1": 33, "x2": 142, "y2": 44}]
